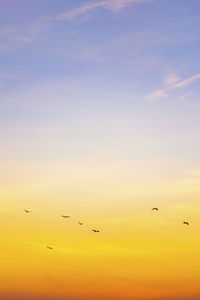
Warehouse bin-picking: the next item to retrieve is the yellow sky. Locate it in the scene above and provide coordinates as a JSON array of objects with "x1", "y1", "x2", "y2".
[{"x1": 1, "y1": 159, "x2": 200, "y2": 299}]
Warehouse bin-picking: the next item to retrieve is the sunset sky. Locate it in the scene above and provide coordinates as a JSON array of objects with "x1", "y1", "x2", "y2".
[{"x1": 1, "y1": 1, "x2": 200, "y2": 299}]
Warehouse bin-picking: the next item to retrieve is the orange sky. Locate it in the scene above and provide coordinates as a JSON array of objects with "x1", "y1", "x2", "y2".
[{"x1": 1, "y1": 160, "x2": 200, "y2": 300}]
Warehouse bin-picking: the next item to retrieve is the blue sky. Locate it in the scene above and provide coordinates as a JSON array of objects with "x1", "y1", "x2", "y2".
[
  {"x1": 0, "y1": 0, "x2": 200, "y2": 172},
  {"x1": 1, "y1": 0, "x2": 200, "y2": 98}
]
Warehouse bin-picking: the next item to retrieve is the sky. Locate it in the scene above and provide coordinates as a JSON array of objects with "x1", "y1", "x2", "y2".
[{"x1": 0, "y1": 0, "x2": 200, "y2": 299}]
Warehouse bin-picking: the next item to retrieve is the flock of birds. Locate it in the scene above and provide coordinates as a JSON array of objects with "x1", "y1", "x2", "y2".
[
  {"x1": 24, "y1": 209, "x2": 100, "y2": 250},
  {"x1": 24, "y1": 207, "x2": 190, "y2": 250}
]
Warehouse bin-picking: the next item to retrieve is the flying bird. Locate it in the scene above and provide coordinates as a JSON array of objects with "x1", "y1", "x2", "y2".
[
  {"x1": 183, "y1": 221, "x2": 190, "y2": 226},
  {"x1": 46, "y1": 246, "x2": 53, "y2": 250},
  {"x1": 61, "y1": 215, "x2": 70, "y2": 219},
  {"x1": 24, "y1": 209, "x2": 32, "y2": 213},
  {"x1": 78, "y1": 222, "x2": 83, "y2": 225},
  {"x1": 152, "y1": 208, "x2": 159, "y2": 211},
  {"x1": 92, "y1": 229, "x2": 99, "y2": 233}
]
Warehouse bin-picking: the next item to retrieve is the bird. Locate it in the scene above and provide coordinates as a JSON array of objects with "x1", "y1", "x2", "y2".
[
  {"x1": 152, "y1": 208, "x2": 159, "y2": 211},
  {"x1": 183, "y1": 221, "x2": 190, "y2": 226},
  {"x1": 92, "y1": 229, "x2": 99, "y2": 233},
  {"x1": 46, "y1": 246, "x2": 53, "y2": 250},
  {"x1": 61, "y1": 215, "x2": 70, "y2": 219},
  {"x1": 78, "y1": 222, "x2": 83, "y2": 225},
  {"x1": 24, "y1": 209, "x2": 32, "y2": 213}
]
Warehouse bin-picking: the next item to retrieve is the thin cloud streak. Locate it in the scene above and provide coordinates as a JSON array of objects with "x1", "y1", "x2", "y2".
[
  {"x1": 146, "y1": 73, "x2": 200, "y2": 101},
  {"x1": 163, "y1": 74, "x2": 181, "y2": 87},
  {"x1": 55, "y1": 0, "x2": 155, "y2": 21},
  {"x1": 178, "y1": 92, "x2": 194, "y2": 101},
  {"x1": 172, "y1": 73, "x2": 200, "y2": 89},
  {"x1": 0, "y1": 0, "x2": 156, "y2": 54}
]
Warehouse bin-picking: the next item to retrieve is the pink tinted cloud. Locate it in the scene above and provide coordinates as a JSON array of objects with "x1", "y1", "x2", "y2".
[
  {"x1": 146, "y1": 73, "x2": 200, "y2": 101},
  {"x1": 56, "y1": 0, "x2": 155, "y2": 21}
]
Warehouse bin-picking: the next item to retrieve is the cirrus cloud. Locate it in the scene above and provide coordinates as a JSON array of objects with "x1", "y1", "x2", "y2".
[
  {"x1": 55, "y1": 0, "x2": 155, "y2": 21},
  {"x1": 146, "y1": 73, "x2": 200, "y2": 101}
]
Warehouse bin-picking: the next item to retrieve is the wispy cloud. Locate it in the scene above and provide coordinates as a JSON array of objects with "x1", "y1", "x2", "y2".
[
  {"x1": 146, "y1": 73, "x2": 200, "y2": 101},
  {"x1": 178, "y1": 92, "x2": 194, "y2": 101},
  {"x1": 0, "y1": 23, "x2": 47, "y2": 54},
  {"x1": 0, "y1": 0, "x2": 156, "y2": 54},
  {"x1": 146, "y1": 89, "x2": 168, "y2": 101},
  {"x1": 0, "y1": 17, "x2": 77, "y2": 54},
  {"x1": 172, "y1": 73, "x2": 200, "y2": 89},
  {"x1": 55, "y1": 0, "x2": 154, "y2": 21},
  {"x1": 163, "y1": 74, "x2": 181, "y2": 87},
  {"x1": 61, "y1": 30, "x2": 80, "y2": 37}
]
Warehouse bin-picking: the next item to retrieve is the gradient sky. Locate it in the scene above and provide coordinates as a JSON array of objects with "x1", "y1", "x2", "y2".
[{"x1": 1, "y1": 1, "x2": 200, "y2": 299}]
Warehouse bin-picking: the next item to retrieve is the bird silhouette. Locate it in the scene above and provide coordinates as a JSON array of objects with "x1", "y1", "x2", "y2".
[
  {"x1": 46, "y1": 246, "x2": 53, "y2": 250},
  {"x1": 61, "y1": 215, "x2": 70, "y2": 219},
  {"x1": 24, "y1": 209, "x2": 32, "y2": 213},
  {"x1": 183, "y1": 221, "x2": 190, "y2": 226},
  {"x1": 92, "y1": 229, "x2": 99, "y2": 233},
  {"x1": 78, "y1": 222, "x2": 83, "y2": 225},
  {"x1": 152, "y1": 208, "x2": 159, "y2": 211}
]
